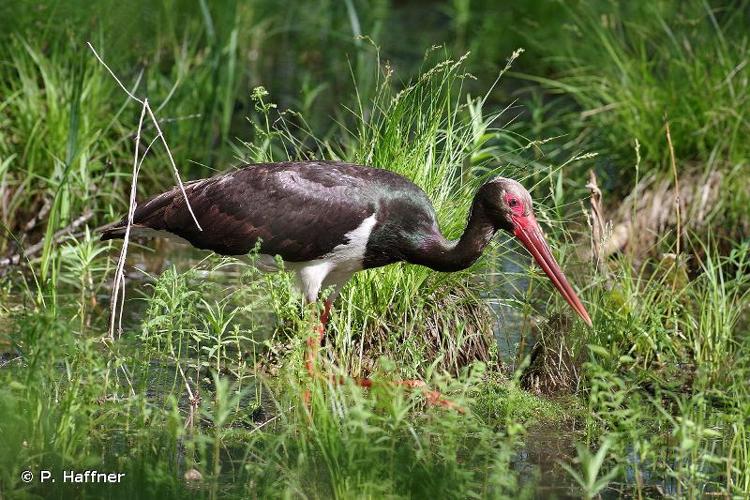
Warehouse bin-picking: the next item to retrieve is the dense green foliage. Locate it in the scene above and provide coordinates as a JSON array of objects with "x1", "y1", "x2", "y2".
[{"x1": 0, "y1": 0, "x2": 748, "y2": 498}]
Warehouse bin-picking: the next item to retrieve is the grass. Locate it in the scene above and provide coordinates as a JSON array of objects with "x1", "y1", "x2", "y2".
[
  {"x1": 579, "y1": 237, "x2": 750, "y2": 497},
  {"x1": 511, "y1": 2, "x2": 750, "y2": 219},
  {"x1": 1, "y1": 0, "x2": 749, "y2": 498},
  {"x1": 549, "y1": 2, "x2": 749, "y2": 166}
]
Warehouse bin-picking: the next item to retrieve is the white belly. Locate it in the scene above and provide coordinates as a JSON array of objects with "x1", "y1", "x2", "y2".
[{"x1": 250, "y1": 213, "x2": 378, "y2": 302}]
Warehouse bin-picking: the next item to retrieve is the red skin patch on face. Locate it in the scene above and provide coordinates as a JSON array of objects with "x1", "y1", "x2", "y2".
[{"x1": 505, "y1": 193, "x2": 530, "y2": 234}]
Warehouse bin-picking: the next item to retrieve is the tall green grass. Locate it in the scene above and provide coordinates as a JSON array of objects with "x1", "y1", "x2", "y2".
[
  {"x1": 514, "y1": 1, "x2": 750, "y2": 178},
  {"x1": 1, "y1": 1, "x2": 749, "y2": 498},
  {"x1": 0, "y1": 0, "x2": 390, "y2": 260},
  {"x1": 570, "y1": 236, "x2": 750, "y2": 497}
]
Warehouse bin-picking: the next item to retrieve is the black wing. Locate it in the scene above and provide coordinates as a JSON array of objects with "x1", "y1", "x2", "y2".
[{"x1": 101, "y1": 162, "x2": 406, "y2": 261}]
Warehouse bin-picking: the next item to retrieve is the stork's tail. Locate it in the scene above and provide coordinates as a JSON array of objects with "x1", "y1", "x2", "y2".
[
  {"x1": 99, "y1": 219, "x2": 137, "y2": 241},
  {"x1": 99, "y1": 188, "x2": 180, "y2": 241}
]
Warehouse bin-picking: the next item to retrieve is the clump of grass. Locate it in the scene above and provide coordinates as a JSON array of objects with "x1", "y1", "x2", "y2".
[
  {"x1": 564, "y1": 234, "x2": 750, "y2": 497},
  {"x1": 520, "y1": 314, "x2": 585, "y2": 396},
  {"x1": 233, "y1": 50, "x2": 533, "y2": 379},
  {"x1": 0, "y1": 37, "x2": 125, "y2": 254},
  {"x1": 527, "y1": 1, "x2": 750, "y2": 169},
  {"x1": 473, "y1": 372, "x2": 567, "y2": 429},
  {"x1": 239, "y1": 365, "x2": 524, "y2": 498}
]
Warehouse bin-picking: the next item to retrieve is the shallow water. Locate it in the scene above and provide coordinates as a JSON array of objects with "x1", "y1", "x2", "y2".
[{"x1": 5, "y1": 243, "x2": 725, "y2": 498}]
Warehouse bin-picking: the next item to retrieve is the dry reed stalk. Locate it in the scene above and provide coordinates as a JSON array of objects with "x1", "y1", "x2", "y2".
[
  {"x1": 86, "y1": 42, "x2": 202, "y2": 339},
  {"x1": 586, "y1": 170, "x2": 607, "y2": 278},
  {"x1": 86, "y1": 43, "x2": 203, "y2": 231},
  {"x1": 108, "y1": 102, "x2": 146, "y2": 340},
  {"x1": 665, "y1": 120, "x2": 682, "y2": 257}
]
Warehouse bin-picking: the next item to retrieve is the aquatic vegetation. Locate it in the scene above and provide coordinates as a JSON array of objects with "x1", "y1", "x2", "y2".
[{"x1": 0, "y1": 0, "x2": 748, "y2": 498}]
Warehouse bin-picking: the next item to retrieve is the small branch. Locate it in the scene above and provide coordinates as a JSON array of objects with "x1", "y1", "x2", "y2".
[
  {"x1": 86, "y1": 42, "x2": 144, "y2": 105},
  {"x1": 23, "y1": 197, "x2": 52, "y2": 233},
  {"x1": 86, "y1": 41, "x2": 204, "y2": 340},
  {"x1": 177, "y1": 361, "x2": 200, "y2": 431},
  {"x1": 108, "y1": 101, "x2": 147, "y2": 340},
  {"x1": 0, "y1": 209, "x2": 93, "y2": 267},
  {"x1": 144, "y1": 102, "x2": 203, "y2": 231}
]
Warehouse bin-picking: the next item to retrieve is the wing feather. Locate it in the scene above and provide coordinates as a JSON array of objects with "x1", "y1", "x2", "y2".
[{"x1": 102, "y1": 162, "x2": 387, "y2": 261}]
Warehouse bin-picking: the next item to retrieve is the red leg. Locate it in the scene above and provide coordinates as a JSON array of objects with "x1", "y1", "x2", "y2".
[
  {"x1": 396, "y1": 380, "x2": 465, "y2": 413},
  {"x1": 304, "y1": 302, "x2": 462, "y2": 413},
  {"x1": 305, "y1": 299, "x2": 333, "y2": 377},
  {"x1": 320, "y1": 298, "x2": 333, "y2": 327},
  {"x1": 303, "y1": 299, "x2": 334, "y2": 411}
]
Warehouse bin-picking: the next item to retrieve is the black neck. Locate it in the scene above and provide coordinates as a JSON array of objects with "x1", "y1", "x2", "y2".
[{"x1": 411, "y1": 200, "x2": 497, "y2": 272}]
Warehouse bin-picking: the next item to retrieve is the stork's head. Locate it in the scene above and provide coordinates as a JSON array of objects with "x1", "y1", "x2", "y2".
[{"x1": 478, "y1": 177, "x2": 592, "y2": 327}]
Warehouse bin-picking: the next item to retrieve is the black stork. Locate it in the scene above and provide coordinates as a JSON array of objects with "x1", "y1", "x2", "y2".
[{"x1": 101, "y1": 161, "x2": 592, "y2": 398}]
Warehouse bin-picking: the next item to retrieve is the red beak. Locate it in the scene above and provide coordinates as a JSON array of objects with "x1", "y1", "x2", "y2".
[{"x1": 513, "y1": 215, "x2": 593, "y2": 327}]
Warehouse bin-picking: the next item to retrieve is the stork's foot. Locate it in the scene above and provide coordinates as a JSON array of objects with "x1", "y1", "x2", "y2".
[
  {"x1": 304, "y1": 298, "x2": 333, "y2": 377},
  {"x1": 301, "y1": 299, "x2": 462, "y2": 414},
  {"x1": 354, "y1": 377, "x2": 465, "y2": 414},
  {"x1": 304, "y1": 375, "x2": 464, "y2": 414},
  {"x1": 396, "y1": 379, "x2": 465, "y2": 413}
]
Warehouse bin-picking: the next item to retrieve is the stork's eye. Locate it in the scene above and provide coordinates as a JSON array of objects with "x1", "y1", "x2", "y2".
[{"x1": 506, "y1": 195, "x2": 524, "y2": 214}]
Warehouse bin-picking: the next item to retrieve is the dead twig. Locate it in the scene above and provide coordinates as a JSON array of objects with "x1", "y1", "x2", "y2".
[
  {"x1": 177, "y1": 361, "x2": 200, "y2": 431},
  {"x1": 108, "y1": 102, "x2": 147, "y2": 340},
  {"x1": 0, "y1": 209, "x2": 93, "y2": 267},
  {"x1": 86, "y1": 42, "x2": 202, "y2": 340},
  {"x1": 86, "y1": 42, "x2": 202, "y2": 231},
  {"x1": 23, "y1": 197, "x2": 52, "y2": 233}
]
